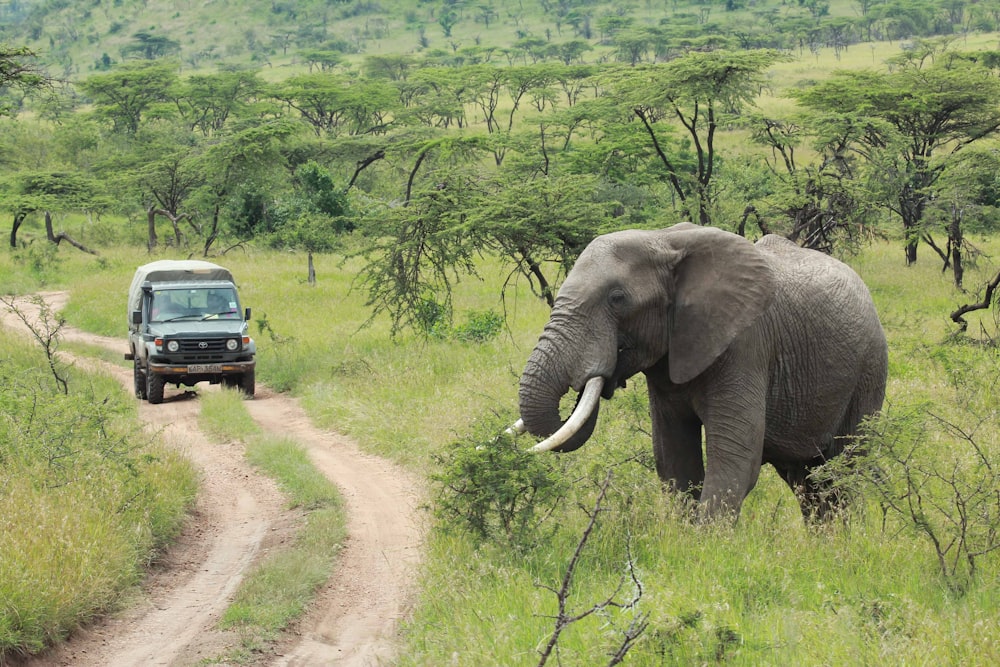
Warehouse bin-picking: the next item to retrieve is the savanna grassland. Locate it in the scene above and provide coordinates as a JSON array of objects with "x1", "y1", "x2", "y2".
[
  {"x1": 3, "y1": 222, "x2": 1000, "y2": 664},
  {"x1": 4, "y1": 0, "x2": 1000, "y2": 663}
]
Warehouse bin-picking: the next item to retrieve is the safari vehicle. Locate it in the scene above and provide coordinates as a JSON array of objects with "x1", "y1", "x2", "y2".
[{"x1": 126, "y1": 260, "x2": 256, "y2": 404}]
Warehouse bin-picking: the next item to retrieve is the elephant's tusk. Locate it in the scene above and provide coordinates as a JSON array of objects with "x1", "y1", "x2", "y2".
[
  {"x1": 529, "y1": 377, "x2": 605, "y2": 453},
  {"x1": 505, "y1": 419, "x2": 526, "y2": 436}
]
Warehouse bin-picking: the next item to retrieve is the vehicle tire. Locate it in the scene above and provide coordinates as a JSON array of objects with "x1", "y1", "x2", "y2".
[
  {"x1": 134, "y1": 359, "x2": 148, "y2": 400},
  {"x1": 147, "y1": 372, "x2": 165, "y2": 404},
  {"x1": 240, "y1": 368, "x2": 255, "y2": 399}
]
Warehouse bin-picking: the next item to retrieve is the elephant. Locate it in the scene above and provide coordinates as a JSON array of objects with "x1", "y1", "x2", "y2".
[{"x1": 513, "y1": 223, "x2": 888, "y2": 520}]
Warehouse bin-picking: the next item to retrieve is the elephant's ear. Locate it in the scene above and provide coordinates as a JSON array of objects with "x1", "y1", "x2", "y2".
[{"x1": 664, "y1": 224, "x2": 776, "y2": 385}]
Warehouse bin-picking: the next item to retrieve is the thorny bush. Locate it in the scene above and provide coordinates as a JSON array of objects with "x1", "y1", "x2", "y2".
[
  {"x1": 816, "y1": 403, "x2": 1000, "y2": 593},
  {"x1": 431, "y1": 413, "x2": 569, "y2": 549}
]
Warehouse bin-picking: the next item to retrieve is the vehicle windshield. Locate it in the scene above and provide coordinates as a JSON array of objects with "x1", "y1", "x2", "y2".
[{"x1": 150, "y1": 287, "x2": 241, "y2": 322}]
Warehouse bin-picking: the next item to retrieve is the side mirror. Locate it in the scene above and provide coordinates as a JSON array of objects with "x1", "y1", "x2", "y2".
[
  {"x1": 131, "y1": 310, "x2": 142, "y2": 325},
  {"x1": 244, "y1": 307, "x2": 252, "y2": 321}
]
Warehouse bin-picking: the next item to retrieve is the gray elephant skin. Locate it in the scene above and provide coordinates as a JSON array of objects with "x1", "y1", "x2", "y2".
[{"x1": 517, "y1": 222, "x2": 888, "y2": 519}]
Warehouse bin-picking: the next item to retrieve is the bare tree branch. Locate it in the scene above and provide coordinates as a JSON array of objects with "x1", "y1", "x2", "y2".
[
  {"x1": 950, "y1": 267, "x2": 1000, "y2": 332},
  {"x1": 0, "y1": 295, "x2": 68, "y2": 393},
  {"x1": 535, "y1": 471, "x2": 647, "y2": 666}
]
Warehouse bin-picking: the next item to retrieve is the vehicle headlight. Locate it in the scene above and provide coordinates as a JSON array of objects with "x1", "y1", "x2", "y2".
[
  {"x1": 166, "y1": 340, "x2": 180, "y2": 353},
  {"x1": 226, "y1": 338, "x2": 239, "y2": 351}
]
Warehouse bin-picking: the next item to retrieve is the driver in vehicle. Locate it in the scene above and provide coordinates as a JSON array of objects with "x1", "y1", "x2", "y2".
[
  {"x1": 151, "y1": 291, "x2": 185, "y2": 321},
  {"x1": 206, "y1": 293, "x2": 229, "y2": 317}
]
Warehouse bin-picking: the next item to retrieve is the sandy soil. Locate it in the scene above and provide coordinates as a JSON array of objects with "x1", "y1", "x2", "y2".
[{"x1": 1, "y1": 293, "x2": 424, "y2": 667}]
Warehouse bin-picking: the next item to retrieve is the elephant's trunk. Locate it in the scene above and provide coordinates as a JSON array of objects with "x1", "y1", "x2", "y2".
[
  {"x1": 529, "y1": 377, "x2": 603, "y2": 452},
  {"x1": 518, "y1": 333, "x2": 604, "y2": 452}
]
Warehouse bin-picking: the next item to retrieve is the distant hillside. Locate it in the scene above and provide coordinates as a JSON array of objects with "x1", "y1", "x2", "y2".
[
  {"x1": 0, "y1": 0, "x2": 635, "y2": 77},
  {"x1": 0, "y1": 0, "x2": 985, "y2": 82}
]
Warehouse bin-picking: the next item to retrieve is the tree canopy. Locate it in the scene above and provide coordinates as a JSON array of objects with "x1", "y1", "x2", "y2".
[
  {"x1": 793, "y1": 53, "x2": 1000, "y2": 264},
  {"x1": 6, "y1": 4, "x2": 1000, "y2": 331}
]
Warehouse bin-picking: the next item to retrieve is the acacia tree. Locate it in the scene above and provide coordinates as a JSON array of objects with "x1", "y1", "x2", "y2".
[
  {"x1": 0, "y1": 45, "x2": 55, "y2": 245},
  {"x1": 355, "y1": 129, "x2": 625, "y2": 334},
  {"x1": 121, "y1": 32, "x2": 181, "y2": 60},
  {"x1": 404, "y1": 66, "x2": 473, "y2": 129},
  {"x1": 793, "y1": 52, "x2": 1000, "y2": 264},
  {"x1": 363, "y1": 54, "x2": 418, "y2": 82},
  {"x1": 170, "y1": 68, "x2": 265, "y2": 136},
  {"x1": 608, "y1": 49, "x2": 790, "y2": 226},
  {"x1": 78, "y1": 61, "x2": 179, "y2": 136},
  {"x1": 464, "y1": 172, "x2": 620, "y2": 307},
  {"x1": 744, "y1": 113, "x2": 872, "y2": 252},
  {"x1": 464, "y1": 64, "x2": 557, "y2": 165},
  {"x1": 268, "y1": 160, "x2": 351, "y2": 284},
  {"x1": 4, "y1": 171, "x2": 108, "y2": 250},
  {"x1": 192, "y1": 118, "x2": 298, "y2": 256},
  {"x1": 269, "y1": 73, "x2": 397, "y2": 137},
  {"x1": 922, "y1": 146, "x2": 1000, "y2": 288},
  {"x1": 139, "y1": 154, "x2": 201, "y2": 250},
  {"x1": 94, "y1": 121, "x2": 204, "y2": 250},
  {"x1": 354, "y1": 136, "x2": 490, "y2": 334},
  {"x1": 0, "y1": 45, "x2": 48, "y2": 116}
]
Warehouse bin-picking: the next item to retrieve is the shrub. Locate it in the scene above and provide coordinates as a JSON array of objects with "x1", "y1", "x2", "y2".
[
  {"x1": 415, "y1": 297, "x2": 450, "y2": 339},
  {"x1": 414, "y1": 303, "x2": 502, "y2": 343},
  {"x1": 430, "y1": 414, "x2": 569, "y2": 548},
  {"x1": 816, "y1": 403, "x2": 1000, "y2": 592},
  {"x1": 452, "y1": 309, "x2": 503, "y2": 342}
]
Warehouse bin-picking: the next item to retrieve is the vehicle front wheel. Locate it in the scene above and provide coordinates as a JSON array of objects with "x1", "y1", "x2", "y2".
[
  {"x1": 147, "y1": 372, "x2": 165, "y2": 404},
  {"x1": 134, "y1": 359, "x2": 148, "y2": 400},
  {"x1": 240, "y1": 368, "x2": 255, "y2": 399}
]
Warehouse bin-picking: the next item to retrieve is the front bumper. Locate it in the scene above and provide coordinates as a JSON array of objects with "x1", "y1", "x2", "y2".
[
  {"x1": 147, "y1": 359, "x2": 255, "y2": 375},
  {"x1": 147, "y1": 359, "x2": 255, "y2": 386}
]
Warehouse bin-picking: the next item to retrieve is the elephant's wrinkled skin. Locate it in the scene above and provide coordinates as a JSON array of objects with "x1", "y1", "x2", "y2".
[{"x1": 517, "y1": 223, "x2": 888, "y2": 519}]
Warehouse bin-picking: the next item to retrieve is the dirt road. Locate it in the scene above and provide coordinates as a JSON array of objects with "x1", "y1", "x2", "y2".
[{"x1": 1, "y1": 293, "x2": 424, "y2": 666}]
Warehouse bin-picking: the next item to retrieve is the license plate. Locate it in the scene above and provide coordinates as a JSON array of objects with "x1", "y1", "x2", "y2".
[{"x1": 188, "y1": 364, "x2": 222, "y2": 373}]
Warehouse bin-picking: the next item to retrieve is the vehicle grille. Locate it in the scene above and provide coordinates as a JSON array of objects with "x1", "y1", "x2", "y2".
[{"x1": 179, "y1": 339, "x2": 229, "y2": 353}]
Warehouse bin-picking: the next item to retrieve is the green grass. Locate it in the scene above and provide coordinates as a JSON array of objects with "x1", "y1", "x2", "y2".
[
  {"x1": 407, "y1": 475, "x2": 1000, "y2": 665},
  {"x1": 197, "y1": 388, "x2": 347, "y2": 660},
  {"x1": 0, "y1": 328, "x2": 197, "y2": 657}
]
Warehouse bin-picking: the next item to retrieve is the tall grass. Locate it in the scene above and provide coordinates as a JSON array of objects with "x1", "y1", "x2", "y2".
[{"x1": 0, "y1": 329, "x2": 197, "y2": 657}]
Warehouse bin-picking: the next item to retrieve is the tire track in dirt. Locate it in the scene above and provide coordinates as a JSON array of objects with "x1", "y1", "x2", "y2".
[
  {"x1": 55, "y1": 394, "x2": 285, "y2": 667},
  {"x1": 245, "y1": 395, "x2": 423, "y2": 667},
  {"x1": 2, "y1": 293, "x2": 423, "y2": 666}
]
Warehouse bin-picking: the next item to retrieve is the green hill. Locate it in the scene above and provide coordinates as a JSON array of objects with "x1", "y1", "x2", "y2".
[
  {"x1": 0, "y1": 0, "x2": 624, "y2": 75},
  {"x1": 2, "y1": 0, "x2": 982, "y2": 80}
]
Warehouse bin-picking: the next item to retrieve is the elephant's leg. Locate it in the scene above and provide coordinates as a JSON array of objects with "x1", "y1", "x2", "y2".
[
  {"x1": 698, "y1": 390, "x2": 767, "y2": 518},
  {"x1": 786, "y1": 380, "x2": 884, "y2": 520},
  {"x1": 773, "y1": 460, "x2": 842, "y2": 521},
  {"x1": 700, "y1": 429, "x2": 765, "y2": 517},
  {"x1": 648, "y1": 390, "x2": 704, "y2": 499}
]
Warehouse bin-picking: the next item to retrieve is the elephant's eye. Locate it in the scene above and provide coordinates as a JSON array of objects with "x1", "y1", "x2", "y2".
[{"x1": 609, "y1": 289, "x2": 627, "y2": 308}]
